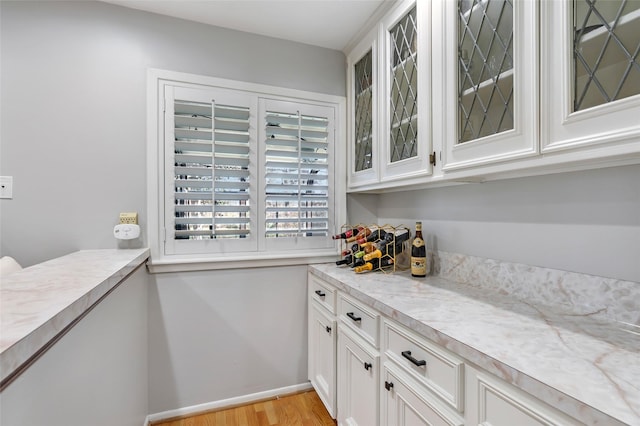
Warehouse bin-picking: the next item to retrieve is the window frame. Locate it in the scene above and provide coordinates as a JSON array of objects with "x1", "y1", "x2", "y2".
[{"x1": 147, "y1": 69, "x2": 347, "y2": 273}]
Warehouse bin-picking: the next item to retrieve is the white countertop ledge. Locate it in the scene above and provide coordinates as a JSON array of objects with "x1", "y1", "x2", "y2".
[
  {"x1": 309, "y1": 263, "x2": 640, "y2": 426},
  {"x1": 0, "y1": 249, "x2": 150, "y2": 385}
]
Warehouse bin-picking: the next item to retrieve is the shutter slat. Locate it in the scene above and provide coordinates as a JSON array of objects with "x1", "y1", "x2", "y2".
[
  {"x1": 180, "y1": 204, "x2": 250, "y2": 213},
  {"x1": 175, "y1": 217, "x2": 250, "y2": 225}
]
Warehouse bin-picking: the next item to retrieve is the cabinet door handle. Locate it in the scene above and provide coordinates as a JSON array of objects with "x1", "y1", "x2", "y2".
[
  {"x1": 325, "y1": 326, "x2": 332, "y2": 334},
  {"x1": 364, "y1": 362, "x2": 372, "y2": 371},
  {"x1": 315, "y1": 290, "x2": 326, "y2": 298},
  {"x1": 401, "y1": 350, "x2": 426, "y2": 367},
  {"x1": 346, "y1": 312, "x2": 361, "y2": 322},
  {"x1": 384, "y1": 381, "x2": 394, "y2": 391}
]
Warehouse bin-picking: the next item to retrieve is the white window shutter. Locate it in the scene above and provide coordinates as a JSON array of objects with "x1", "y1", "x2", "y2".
[
  {"x1": 260, "y1": 99, "x2": 336, "y2": 251},
  {"x1": 164, "y1": 86, "x2": 258, "y2": 255}
]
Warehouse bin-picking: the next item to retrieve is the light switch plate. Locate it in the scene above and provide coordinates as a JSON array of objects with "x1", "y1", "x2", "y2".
[{"x1": 0, "y1": 176, "x2": 13, "y2": 199}]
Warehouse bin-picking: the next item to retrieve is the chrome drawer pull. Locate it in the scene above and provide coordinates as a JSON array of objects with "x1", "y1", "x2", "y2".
[
  {"x1": 315, "y1": 290, "x2": 326, "y2": 298},
  {"x1": 346, "y1": 312, "x2": 361, "y2": 322},
  {"x1": 402, "y1": 350, "x2": 426, "y2": 367}
]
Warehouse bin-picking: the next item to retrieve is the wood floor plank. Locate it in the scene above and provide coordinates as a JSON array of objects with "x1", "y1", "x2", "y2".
[{"x1": 151, "y1": 390, "x2": 335, "y2": 426}]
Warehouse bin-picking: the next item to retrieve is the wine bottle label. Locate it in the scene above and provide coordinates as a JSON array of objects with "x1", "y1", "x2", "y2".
[
  {"x1": 412, "y1": 238, "x2": 425, "y2": 248},
  {"x1": 411, "y1": 257, "x2": 427, "y2": 275}
]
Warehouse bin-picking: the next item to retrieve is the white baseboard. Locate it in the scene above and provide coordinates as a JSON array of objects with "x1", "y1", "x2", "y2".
[{"x1": 143, "y1": 382, "x2": 313, "y2": 425}]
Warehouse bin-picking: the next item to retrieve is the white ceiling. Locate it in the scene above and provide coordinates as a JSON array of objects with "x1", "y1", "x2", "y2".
[{"x1": 102, "y1": 0, "x2": 391, "y2": 51}]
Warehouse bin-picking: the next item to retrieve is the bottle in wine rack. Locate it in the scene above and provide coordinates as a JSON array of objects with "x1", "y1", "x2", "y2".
[
  {"x1": 336, "y1": 254, "x2": 353, "y2": 266},
  {"x1": 332, "y1": 227, "x2": 363, "y2": 240},
  {"x1": 354, "y1": 257, "x2": 394, "y2": 273}
]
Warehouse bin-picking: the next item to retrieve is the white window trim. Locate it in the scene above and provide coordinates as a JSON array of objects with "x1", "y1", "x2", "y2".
[{"x1": 147, "y1": 68, "x2": 347, "y2": 273}]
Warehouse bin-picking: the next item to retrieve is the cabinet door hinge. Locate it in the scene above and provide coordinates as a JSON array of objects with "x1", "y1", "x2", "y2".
[{"x1": 429, "y1": 151, "x2": 437, "y2": 166}]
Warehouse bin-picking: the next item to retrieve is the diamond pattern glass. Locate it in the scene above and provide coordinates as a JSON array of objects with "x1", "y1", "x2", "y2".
[
  {"x1": 573, "y1": 0, "x2": 640, "y2": 111},
  {"x1": 458, "y1": 0, "x2": 514, "y2": 143},
  {"x1": 389, "y1": 7, "x2": 418, "y2": 163},
  {"x1": 354, "y1": 50, "x2": 373, "y2": 172}
]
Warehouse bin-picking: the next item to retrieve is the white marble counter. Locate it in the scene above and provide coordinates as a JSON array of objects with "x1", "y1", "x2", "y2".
[
  {"x1": 309, "y1": 260, "x2": 640, "y2": 426},
  {"x1": 0, "y1": 249, "x2": 149, "y2": 386}
]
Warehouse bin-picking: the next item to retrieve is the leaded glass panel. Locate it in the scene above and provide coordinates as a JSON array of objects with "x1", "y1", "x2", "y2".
[
  {"x1": 458, "y1": 0, "x2": 514, "y2": 143},
  {"x1": 354, "y1": 50, "x2": 373, "y2": 172},
  {"x1": 389, "y1": 6, "x2": 418, "y2": 163},
  {"x1": 573, "y1": 0, "x2": 640, "y2": 111}
]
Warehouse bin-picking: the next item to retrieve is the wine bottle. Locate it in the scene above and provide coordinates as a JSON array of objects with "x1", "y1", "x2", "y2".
[
  {"x1": 350, "y1": 257, "x2": 365, "y2": 269},
  {"x1": 346, "y1": 227, "x2": 371, "y2": 243},
  {"x1": 364, "y1": 229, "x2": 410, "y2": 261},
  {"x1": 354, "y1": 228, "x2": 387, "y2": 245},
  {"x1": 411, "y1": 221, "x2": 427, "y2": 277},
  {"x1": 336, "y1": 254, "x2": 353, "y2": 266},
  {"x1": 332, "y1": 227, "x2": 362, "y2": 240},
  {"x1": 354, "y1": 257, "x2": 394, "y2": 273}
]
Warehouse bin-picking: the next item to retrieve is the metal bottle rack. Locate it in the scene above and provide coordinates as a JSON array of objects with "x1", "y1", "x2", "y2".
[{"x1": 334, "y1": 224, "x2": 411, "y2": 273}]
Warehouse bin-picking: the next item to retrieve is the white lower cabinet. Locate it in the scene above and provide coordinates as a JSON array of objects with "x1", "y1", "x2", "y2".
[
  {"x1": 337, "y1": 325, "x2": 380, "y2": 426},
  {"x1": 381, "y1": 364, "x2": 463, "y2": 426},
  {"x1": 308, "y1": 301, "x2": 337, "y2": 418},
  {"x1": 464, "y1": 365, "x2": 581, "y2": 426},
  {"x1": 308, "y1": 272, "x2": 584, "y2": 426}
]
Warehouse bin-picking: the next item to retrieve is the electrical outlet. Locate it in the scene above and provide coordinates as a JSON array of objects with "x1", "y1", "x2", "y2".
[
  {"x1": 119, "y1": 212, "x2": 138, "y2": 224},
  {"x1": 0, "y1": 176, "x2": 13, "y2": 199}
]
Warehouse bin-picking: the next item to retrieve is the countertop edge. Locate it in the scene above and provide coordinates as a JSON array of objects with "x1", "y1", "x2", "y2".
[{"x1": 0, "y1": 249, "x2": 150, "y2": 386}]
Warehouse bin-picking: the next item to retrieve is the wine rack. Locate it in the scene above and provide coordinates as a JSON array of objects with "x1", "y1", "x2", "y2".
[{"x1": 333, "y1": 224, "x2": 411, "y2": 273}]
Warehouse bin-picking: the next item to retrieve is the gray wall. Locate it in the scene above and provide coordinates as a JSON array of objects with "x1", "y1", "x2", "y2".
[
  {"x1": 148, "y1": 266, "x2": 308, "y2": 413},
  {"x1": 0, "y1": 0, "x2": 346, "y2": 267},
  {"x1": 361, "y1": 164, "x2": 640, "y2": 282},
  {"x1": 0, "y1": 266, "x2": 148, "y2": 426}
]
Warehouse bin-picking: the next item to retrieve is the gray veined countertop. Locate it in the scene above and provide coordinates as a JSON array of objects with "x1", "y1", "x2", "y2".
[
  {"x1": 309, "y1": 261, "x2": 640, "y2": 426},
  {"x1": 0, "y1": 248, "x2": 150, "y2": 386}
]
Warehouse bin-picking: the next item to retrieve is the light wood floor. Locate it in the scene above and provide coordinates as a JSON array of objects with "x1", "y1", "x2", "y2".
[{"x1": 152, "y1": 390, "x2": 336, "y2": 426}]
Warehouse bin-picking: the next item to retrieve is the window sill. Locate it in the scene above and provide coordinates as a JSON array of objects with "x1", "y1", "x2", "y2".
[{"x1": 146, "y1": 250, "x2": 340, "y2": 274}]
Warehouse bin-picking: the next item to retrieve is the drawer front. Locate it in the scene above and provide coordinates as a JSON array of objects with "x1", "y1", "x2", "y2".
[
  {"x1": 383, "y1": 319, "x2": 464, "y2": 413},
  {"x1": 338, "y1": 294, "x2": 380, "y2": 348},
  {"x1": 308, "y1": 273, "x2": 337, "y2": 314}
]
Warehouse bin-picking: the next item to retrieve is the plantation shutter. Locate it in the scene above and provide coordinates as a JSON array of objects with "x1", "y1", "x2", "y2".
[
  {"x1": 165, "y1": 86, "x2": 258, "y2": 255},
  {"x1": 261, "y1": 99, "x2": 335, "y2": 251}
]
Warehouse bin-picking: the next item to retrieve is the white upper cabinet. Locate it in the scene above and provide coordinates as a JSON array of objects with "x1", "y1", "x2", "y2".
[
  {"x1": 348, "y1": 28, "x2": 380, "y2": 188},
  {"x1": 541, "y1": 0, "x2": 640, "y2": 155},
  {"x1": 438, "y1": 0, "x2": 539, "y2": 171},
  {"x1": 347, "y1": 0, "x2": 433, "y2": 190},
  {"x1": 380, "y1": 0, "x2": 433, "y2": 182}
]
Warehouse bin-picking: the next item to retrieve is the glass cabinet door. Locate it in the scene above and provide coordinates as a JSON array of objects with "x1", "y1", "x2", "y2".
[
  {"x1": 354, "y1": 50, "x2": 374, "y2": 173},
  {"x1": 541, "y1": 0, "x2": 640, "y2": 153},
  {"x1": 381, "y1": 0, "x2": 432, "y2": 182},
  {"x1": 348, "y1": 32, "x2": 379, "y2": 188},
  {"x1": 441, "y1": 0, "x2": 538, "y2": 171}
]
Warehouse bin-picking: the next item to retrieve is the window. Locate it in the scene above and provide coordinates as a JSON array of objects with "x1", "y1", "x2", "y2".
[{"x1": 148, "y1": 70, "x2": 346, "y2": 270}]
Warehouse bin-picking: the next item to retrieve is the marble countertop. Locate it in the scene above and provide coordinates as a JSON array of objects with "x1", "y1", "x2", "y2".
[
  {"x1": 0, "y1": 249, "x2": 149, "y2": 386},
  {"x1": 309, "y1": 263, "x2": 640, "y2": 426}
]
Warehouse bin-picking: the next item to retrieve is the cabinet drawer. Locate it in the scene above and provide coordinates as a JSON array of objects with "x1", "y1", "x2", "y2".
[
  {"x1": 382, "y1": 319, "x2": 464, "y2": 413},
  {"x1": 338, "y1": 293, "x2": 380, "y2": 348},
  {"x1": 308, "y1": 273, "x2": 337, "y2": 314}
]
